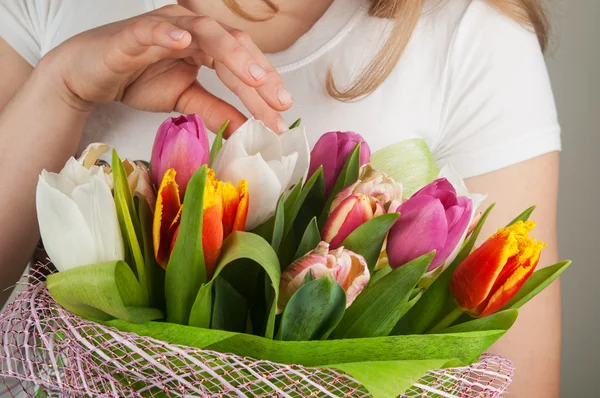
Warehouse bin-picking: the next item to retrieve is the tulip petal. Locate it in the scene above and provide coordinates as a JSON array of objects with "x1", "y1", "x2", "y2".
[
  {"x1": 202, "y1": 184, "x2": 224, "y2": 279},
  {"x1": 323, "y1": 195, "x2": 373, "y2": 249},
  {"x1": 70, "y1": 176, "x2": 124, "y2": 264},
  {"x1": 218, "y1": 153, "x2": 282, "y2": 229},
  {"x1": 388, "y1": 196, "x2": 449, "y2": 269},
  {"x1": 36, "y1": 175, "x2": 99, "y2": 271},
  {"x1": 280, "y1": 126, "x2": 310, "y2": 187},
  {"x1": 77, "y1": 143, "x2": 110, "y2": 169},
  {"x1": 153, "y1": 169, "x2": 182, "y2": 269},
  {"x1": 220, "y1": 181, "x2": 240, "y2": 238},
  {"x1": 233, "y1": 180, "x2": 249, "y2": 232}
]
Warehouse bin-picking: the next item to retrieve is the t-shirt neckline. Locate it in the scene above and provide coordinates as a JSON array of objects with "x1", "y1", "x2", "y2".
[{"x1": 149, "y1": 0, "x2": 366, "y2": 73}]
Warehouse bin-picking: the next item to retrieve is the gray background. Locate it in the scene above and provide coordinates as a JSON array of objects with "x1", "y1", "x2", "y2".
[{"x1": 546, "y1": 0, "x2": 600, "y2": 395}]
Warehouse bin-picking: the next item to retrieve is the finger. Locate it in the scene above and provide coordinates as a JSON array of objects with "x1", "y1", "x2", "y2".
[
  {"x1": 226, "y1": 28, "x2": 293, "y2": 112},
  {"x1": 175, "y1": 81, "x2": 247, "y2": 137},
  {"x1": 172, "y1": 16, "x2": 273, "y2": 89},
  {"x1": 109, "y1": 17, "x2": 193, "y2": 72},
  {"x1": 214, "y1": 61, "x2": 287, "y2": 134}
]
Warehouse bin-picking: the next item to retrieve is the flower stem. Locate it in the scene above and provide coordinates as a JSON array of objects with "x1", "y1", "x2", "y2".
[{"x1": 428, "y1": 306, "x2": 464, "y2": 334}]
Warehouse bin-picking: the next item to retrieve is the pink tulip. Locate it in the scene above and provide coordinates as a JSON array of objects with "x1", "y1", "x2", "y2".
[
  {"x1": 330, "y1": 164, "x2": 403, "y2": 212},
  {"x1": 150, "y1": 114, "x2": 210, "y2": 197},
  {"x1": 387, "y1": 178, "x2": 472, "y2": 272},
  {"x1": 308, "y1": 132, "x2": 371, "y2": 195},
  {"x1": 278, "y1": 241, "x2": 370, "y2": 313},
  {"x1": 323, "y1": 193, "x2": 385, "y2": 249}
]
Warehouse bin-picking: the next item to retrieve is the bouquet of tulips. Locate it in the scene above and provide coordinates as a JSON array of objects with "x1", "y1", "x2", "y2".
[{"x1": 33, "y1": 114, "x2": 570, "y2": 397}]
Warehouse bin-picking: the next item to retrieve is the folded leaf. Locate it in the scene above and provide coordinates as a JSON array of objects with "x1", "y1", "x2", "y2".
[
  {"x1": 341, "y1": 213, "x2": 400, "y2": 272},
  {"x1": 441, "y1": 309, "x2": 518, "y2": 334},
  {"x1": 135, "y1": 196, "x2": 164, "y2": 310},
  {"x1": 503, "y1": 260, "x2": 571, "y2": 310},
  {"x1": 47, "y1": 261, "x2": 162, "y2": 323},
  {"x1": 289, "y1": 118, "x2": 301, "y2": 129},
  {"x1": 209, "y1": 120, "x2": 228, "y2": 166},
  {"x1": 112, "y1": 150, "x2": 147, "y2": 303},
  {"x1": 211, "y1": 277, "x2": 249, "y2": 333},
  {"x1": 318, "y1": 144, "x2": 361, "y2": 226},
  {"x1": 165, "y1": 166, "x2": 208, "y2": 325},
  {"x1": 107, "y1": 319, "x2": 505, "y2": 367},
  {"x1": 189, "y1": 232, "x2": 281, "y2": 338},
  {"x1": 371, "y1": 139, "x2": 440, "y2": 198},
  {"x1": 293, "y1": 217, "x2": 321, "y2": 261},
  {"x1": 284, "y1": 168, "x2": 322, "y2": 238},
  {"x1": 507, "y1": 206, "x2": 535, "y2": 227},
  {"x1": 332, "y1": 253, "x2": 432, "y2": 339},
  {"x1": 279, "y1": 276, "x2": 346, "y2": 341},
  {"x1": 394, "y1": 204, "x2": 494, "y2": 335}
]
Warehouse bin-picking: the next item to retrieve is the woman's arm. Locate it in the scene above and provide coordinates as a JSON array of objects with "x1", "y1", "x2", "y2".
[{"x1": 465, "y1": 152, "x2": 561, "y2": 398}]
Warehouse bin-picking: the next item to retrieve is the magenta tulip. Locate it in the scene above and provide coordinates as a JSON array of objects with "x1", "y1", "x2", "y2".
[
  {"x1": 387, "y1": 178, "x2": 472, "y2": 272},
  {"x1": 322, "y1": 193, "x2": 385, "y2": 249},
  {"x1": 278, "y1": 241, "x2": 370, "y2": 313},
  {"x1": 308, "y1": 131, "x2": 371, "y2": 195},
  {"x1": 150, "y1": 114, "x2": 210, "y2": 196}
]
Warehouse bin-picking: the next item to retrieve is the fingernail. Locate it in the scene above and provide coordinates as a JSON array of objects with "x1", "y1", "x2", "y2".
[
  {"x1": 170, "y1": 29, "x2": 187, "y2": 41},
  {"x1": 248, "y1": 62, "x2": 267, "y2": 80},
  {"x1": 277, "y1": 87, "x2": 293, "y2": 105},
  {"x1": 277, "y1": 119, "x2": 289, "y2": 134}
]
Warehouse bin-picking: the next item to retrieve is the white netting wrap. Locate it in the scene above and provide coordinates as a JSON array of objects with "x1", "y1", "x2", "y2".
[{"x1": 0, "y1": 270, "x2": 514, "y2": 397}]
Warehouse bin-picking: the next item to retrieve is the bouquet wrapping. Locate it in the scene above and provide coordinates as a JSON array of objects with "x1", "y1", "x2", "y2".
[{"x1": 0, "y1": 115, "x2": 569, "y2": 397}]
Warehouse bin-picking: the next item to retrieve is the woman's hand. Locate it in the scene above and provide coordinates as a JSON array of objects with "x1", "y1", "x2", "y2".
[{"x1": 41, "y1": 4, "x2": 291, "y2": 134}]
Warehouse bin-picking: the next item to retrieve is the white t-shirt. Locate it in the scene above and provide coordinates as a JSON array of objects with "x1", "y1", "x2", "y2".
[{"x1": 0, "y1": 0, "x2": 561, "y2": 178}]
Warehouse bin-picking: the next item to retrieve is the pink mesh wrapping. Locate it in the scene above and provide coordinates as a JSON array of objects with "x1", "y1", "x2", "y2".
[{"x1": 0, "y1": 268, "x2": 514, "y2": 397}]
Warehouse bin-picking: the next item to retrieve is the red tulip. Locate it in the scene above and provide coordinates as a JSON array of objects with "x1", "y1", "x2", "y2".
[{"x1": 450, "y1": 221, "x2": 546, "y2": 318}]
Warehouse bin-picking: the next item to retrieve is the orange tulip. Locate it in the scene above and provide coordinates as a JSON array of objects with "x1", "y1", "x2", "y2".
[
  {"x1": 153, "y1": 168, "x2": 248, "y2": 278},
  {"x1": 450, "y1": 221, "x2": 545, "y2": 318}
]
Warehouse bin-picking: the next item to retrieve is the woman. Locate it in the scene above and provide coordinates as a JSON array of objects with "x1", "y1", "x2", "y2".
[{"x1": 0, "y1": 0, "x2": 560, "y2": 396}]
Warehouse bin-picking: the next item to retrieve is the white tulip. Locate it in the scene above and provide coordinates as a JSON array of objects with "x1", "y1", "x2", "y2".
[
  {"x1": 36, "y1": 157, "x2": 124, "y2": 271},
  {"x1": 212, "y1": 119, "x2": 310, "y2": 229}
]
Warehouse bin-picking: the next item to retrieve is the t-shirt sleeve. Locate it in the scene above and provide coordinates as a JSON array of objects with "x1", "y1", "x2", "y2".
[
  {"x1": 434, "y1": 0, "x2": 561, "y2": 179},
  {"x1": 0, "y1": 0, "x2": 57, "y2": 66}
]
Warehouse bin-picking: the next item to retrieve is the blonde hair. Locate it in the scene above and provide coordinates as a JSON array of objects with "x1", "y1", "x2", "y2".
[{"x1": 225, "y1": 0, "x2": 548, "y2": 102}]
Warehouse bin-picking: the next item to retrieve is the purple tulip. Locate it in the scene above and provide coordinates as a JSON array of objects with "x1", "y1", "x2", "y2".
[
  {"x1": 308, "y1": 132, "x2": 371, "y2": 195},
  {"x1": 387, "y1": 178, "x2": 472, "y2": 272},
  {"x1": 150, "y1": 114, "x2": 210, "y2": 197}
]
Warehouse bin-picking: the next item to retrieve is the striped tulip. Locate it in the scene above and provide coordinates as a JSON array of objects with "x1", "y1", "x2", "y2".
[
  {"x1": 322, "y1": 193, "x2": 385, "y2": 249},
  {"x1": 450, "y1": 221, "x2": 546, "y2": 318},
  {"x1": 153, "y1": 168, "x2": 248, "y2": 278}
]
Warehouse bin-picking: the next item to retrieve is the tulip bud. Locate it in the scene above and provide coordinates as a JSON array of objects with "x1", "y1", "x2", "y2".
[
  {"x1": 151, "y1": 114, "x2": 210, "y2": 197},
  {"x1": 122, "y1": 159, "x2": 156, "y2": 209},
  {"x1": 330, "y1": 164, "x2": 403, "y2": 212},
  {"x1": 308, "y1": 131, "x2": 371, "y2": 195},
  {"x1": 322, "y1": 194, "x2": 385, "y2": 249},
  {"x1": 451, "y1": 221, "x2": 545, "y2": 318},
  {"x1": 278, "y1": 241, "x2": 370, "y2": 313},
  {"x1": 387, "y1": 178, "x2": 473, "y2": 272}
]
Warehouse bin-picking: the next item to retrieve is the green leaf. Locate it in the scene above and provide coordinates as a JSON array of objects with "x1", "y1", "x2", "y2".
[
  {"x1": 108, "y1": 319, "x2": 506, "y2": 367},
  {"x1": 394, "y1": 204, "x2": 495, "y2": 335},
  {"x1": 47, "y1": 261, "x2": 162, "y2": 323},
  {"x1": 341, "y1": 213, "x2": 400, "y2": 272},
  {"x1": 293, "y1": 217, "x2": 321, "y2": 261},
  {"x1": 289, "y1": 118, "x2": 301, "y2": 129},
  {"x1": 332, "y1": 253, "x2": 433, "y2": 339},
  {"x1": 318, "y1": 144, "x2": 361, "y2": 226},
  {"x1": 507, "y1": 206, "x2": 536, "y2": 226},
  {"x1": 279, "y1": 276, "x2": 346, "y2": 341},
  {"x1": 503, "y1": 260, "x2": 571, "y2": 310},
  {"x1": 209, "y1": 120, "x2": 229, "y2": 166},
  {"x1": 135, "y1": 196, "x2": 164, "y2": 310},
  {"x1": 271, "y1": 193, "x2": 286, "y2": 253},
  {"x1": 294, "y1": 167, "x2": 326, "y2": 234},
  {"x1": 441, "y1": 309, "x2": 518, "y2": 334},
  {"x1": 111, "y1": 150, "x2": 147, "y2": 302},
  {"x1": 189, "y1": 232, "x2": 281, "y2": 338},
  {"x1": 369, "y1": 266, "x2": 392, "y2": 286},
  {"x1": 329, "y1": 359, "x2": 454, "y2": 398},
  {"x1": 371, "y1": 138, "x2": 440, "y2": 198},
  {"x1": 211, "y1": 277, "x2": 249, "y2": 333},
  {"x1": 165, "y1": 166, "x2": 208, "y2": 325},
  {"x1": 283, "y1": 169, "x2": 322, "y2": 238}
]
